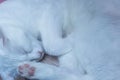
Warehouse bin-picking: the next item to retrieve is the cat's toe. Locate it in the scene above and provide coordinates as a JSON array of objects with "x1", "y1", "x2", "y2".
[
  {"x1": 28, "y1": 66, "x2": 35, "y2": 76},
  {"x1": 18, "y1": 63, "x2": 36, "y2": 77}
]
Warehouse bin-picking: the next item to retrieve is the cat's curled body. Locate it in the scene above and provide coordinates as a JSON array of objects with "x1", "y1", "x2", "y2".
[
  {"x1": 0, "y1": 0, "x2": 120, "y2": 80},
  {"x1": 0, "y1": 0, "x2": 78, "y2": 80}
]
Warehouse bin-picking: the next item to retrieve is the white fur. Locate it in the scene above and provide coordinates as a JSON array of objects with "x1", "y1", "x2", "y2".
[{"x1": 0, "y1": 0, "x2": 120, "y2": 80}]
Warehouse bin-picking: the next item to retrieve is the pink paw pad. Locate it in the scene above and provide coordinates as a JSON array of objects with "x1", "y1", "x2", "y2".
[
  {"x1": 28, "y1": 67, "x2": 35, "y2": 76},
  {"x1": 18, "y1": 63, "x2": 36, "y2": 77}
]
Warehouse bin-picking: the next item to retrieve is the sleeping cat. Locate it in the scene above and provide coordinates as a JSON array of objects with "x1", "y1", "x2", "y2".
[
  {"x1": 0, "y1": 0, "x2": 80, "y2": 78},
  {"x1": 0, "y1": 33, "x2": 44, "y2": 80},
  {"x1": 0, "y1": 0, "x2": 120, "y2": 80},
  {"x1": 0, "y1": 0, "x2": 77, "y2": 79},
  {"x1": 0, "y1": 28, "x2": 44, "y2": 80}
]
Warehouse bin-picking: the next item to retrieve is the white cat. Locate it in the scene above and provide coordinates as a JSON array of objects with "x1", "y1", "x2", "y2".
[
  {"x1": 0, "y1": 0, "x2": 120, "y2": 80},
  {"x1": 0, "y1": 0, "x2": 86, "y2": 80},
  {"x1": 0, "y1": 32, "x2": 44, "y2": 80},
  {"x1": 0, "y1": 0, "x2": 77, "y2": 79}
]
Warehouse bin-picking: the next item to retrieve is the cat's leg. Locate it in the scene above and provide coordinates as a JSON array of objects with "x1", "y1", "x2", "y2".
[
  {"x1": 39, "y1": 24, "x2": 72, "y2": 56},
  {"x1": 37, "y1": 4, "x2": 72, "y2": 56},
  {"x1": 37, "y1": 4, "x2": 80, "y2": 73},
  {"x1": 17, "y1": 61, "x2": 92, "y2": 80},
  {"x1": 38, "y1": 24, "x2": 82, "y2": 74}
]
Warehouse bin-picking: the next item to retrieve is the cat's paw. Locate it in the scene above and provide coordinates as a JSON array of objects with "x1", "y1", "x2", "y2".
[
  {"x1": 27, "y1": 47, "x2": 44, "y2": 60},
  {"x1": 17, "y1": 61, "x2": 59, "y2": 79},
  {"x1": 18, "y1": 63, "x2": 36, "y2": 77},
  {"x1": 37, "y1": 51, "x2": 44, "y2": 60}
]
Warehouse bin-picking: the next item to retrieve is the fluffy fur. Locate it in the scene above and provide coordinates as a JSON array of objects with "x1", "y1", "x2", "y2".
[{"x1": 0, "y1": 0, "x2": 120, "y2": 80}]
